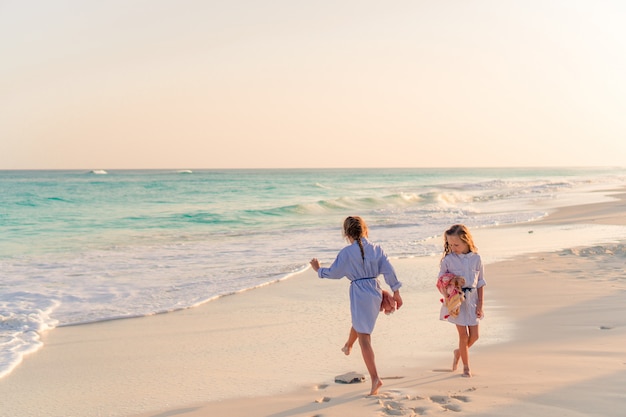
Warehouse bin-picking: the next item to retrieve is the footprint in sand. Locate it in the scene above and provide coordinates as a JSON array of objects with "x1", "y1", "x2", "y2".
[
  {"x1": 429, "y1": 395, "x2": 449, "y2": 404},
  {"x1": 442, "y1": 403, "x2": 462, "y2": 412},
  {"x1": 314, "y1": 396, "x2": 331, "y2": 403},
  {"x1": 315, "y1": 383, "x2": 329, "y2": 390},
  {"x1": 378, "y1": 394, "x2": 428, "y2": 416},
  {"x1": 380, "y1": 401, "x2": 409, "y2": 416},
  {"x1": 381, "y1": 400, "x2": 404, "y2": 408},
  {"x1": 413, "y1": 406, "x2": 429, "y2": 415},
  {"x1": 428, "y1": 394, "x2": 466, "y2": 412},
  {"x1": 382, "y1": 409, "x2": 405, "y2": 416},
  {"x1": 451, "y1": 395, "x2": 471, "y2": 402}
]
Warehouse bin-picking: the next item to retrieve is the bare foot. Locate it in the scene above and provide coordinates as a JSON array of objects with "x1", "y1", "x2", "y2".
[
  {"x1": 462, "y1": 366, "x2": 472, "y2": 378},
  {"x1": 369, "y1": 378, "x2": 383, "y2": 396},
  {"x1": 452, "y1": 349, "x2": 460, "y2": 371},
  {"x1": 341, "y1": 345, "x2": 352, "y2": 356}
]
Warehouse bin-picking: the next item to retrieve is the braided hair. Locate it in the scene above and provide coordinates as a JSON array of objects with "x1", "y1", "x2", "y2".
[{"x1": 343, "y1": 216, "x2": 369, "y2": 261}]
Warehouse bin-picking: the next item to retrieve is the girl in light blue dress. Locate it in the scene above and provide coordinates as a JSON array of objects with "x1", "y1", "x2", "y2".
[{"x1": 310, "y1": 216, "x2": 403, "y2": 396}]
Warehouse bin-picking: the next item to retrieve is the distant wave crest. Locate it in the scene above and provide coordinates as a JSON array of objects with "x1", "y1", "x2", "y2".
[
  {"x1": 248, "y1": 193, "x2": 423, "y2": 217},
  {"x1": 89, "y1": 170, "x2": 107, "y2": 175},
  {"x1": 419, "y1": 191, "x2": 473, "y2": 205}
]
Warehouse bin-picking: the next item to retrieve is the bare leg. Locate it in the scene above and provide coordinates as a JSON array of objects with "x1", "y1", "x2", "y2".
[
  {"x1": 342, "y1": 327, "x2": 358, "y2": 355},
  {"x1": 357, "y1": 332, "x2": 383, "y2": 395},
  {"x1": 455, "y1": 325, "x2": 471, "y2": 377},
  {"x1": 452, "y1": 349, "x2": 460, "y2": 371},
  {"x1": 456, "y1": 324, "x2": 479, "y2": 377},
  {"x1": 467, "y1": 325, "x2": 480, "y2": 348}
]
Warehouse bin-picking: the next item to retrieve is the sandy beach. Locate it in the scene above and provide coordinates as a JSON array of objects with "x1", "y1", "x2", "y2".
[
  {"x1": 1, "y1": 191, "x2": 626, "y2": 417},
  {"x1": 4, "y1": 1, "x2": 626, "y2": 415}
]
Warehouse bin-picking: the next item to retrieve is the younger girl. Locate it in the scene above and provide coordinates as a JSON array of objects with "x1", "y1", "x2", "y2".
[
  {"x1": 310, "y1": 216, "x2": 403, "y2": 395},
  {"x1": 439, "y1": 224, "x2": 485, "y2": 377}
]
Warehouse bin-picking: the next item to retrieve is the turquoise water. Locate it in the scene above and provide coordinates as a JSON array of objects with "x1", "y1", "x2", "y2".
[{"x1": 1, "y1": 167, "x2": 625, "y2": 378}]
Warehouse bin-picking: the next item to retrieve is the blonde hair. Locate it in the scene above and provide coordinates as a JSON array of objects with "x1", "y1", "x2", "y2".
[
  {"x1": 343, "y1": 216, "x2": 369, "y2": 261},
  {"x1": 441, "y1": 224, "x2": 477, "y2": 260}
]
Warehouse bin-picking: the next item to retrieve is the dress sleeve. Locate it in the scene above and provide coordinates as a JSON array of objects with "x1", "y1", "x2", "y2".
[
  {"x1": 318, "y1": 248, "x2": 349, "y2": 280},
  {"x1": 476, "y1": 256, "x2": 486, "y2": 288},
  {"x1": 378, "y1": 249, "x2": 402, "y2": 292}
]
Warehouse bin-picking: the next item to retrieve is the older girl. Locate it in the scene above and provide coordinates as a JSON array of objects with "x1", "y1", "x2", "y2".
[{"x1": 310, "y1": 216, "x2": 402, "y2": 395}]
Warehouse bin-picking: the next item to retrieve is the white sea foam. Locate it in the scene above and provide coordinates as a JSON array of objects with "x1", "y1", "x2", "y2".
[{"x1": 0, "y1": 294, "x2": 59, "y2": 379}]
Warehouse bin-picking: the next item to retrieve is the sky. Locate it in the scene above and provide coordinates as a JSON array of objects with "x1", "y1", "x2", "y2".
[{"x1": 1, "y1": 0, "x2": 625, "y2": 169}]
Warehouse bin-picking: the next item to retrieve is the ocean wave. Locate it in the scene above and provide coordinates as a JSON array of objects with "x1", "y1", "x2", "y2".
[
  {"x1": 0, "y1": 293, "x2": 59, "y2": 379},
  {"x1": 418, "y1": 191, "x2": 473, "y2": 205},
  {"x1": 14, "y1": 200, "x2": 38, "y2": 207},
  {"x1": 88, "y1": 170, "x2": 108, "y2": 175},
  {"x1": 235, "y1": 187, "x2": 556, "y2": 220},
  {"x1": 247, "y1": 193, "x2": 424, "y2": 217},
  {"x1": 47, "y1": 197, "x2": 71, "y2": 203},
  {"x1": 178, "y1": 211, "x2": 223, "y2": 224}
]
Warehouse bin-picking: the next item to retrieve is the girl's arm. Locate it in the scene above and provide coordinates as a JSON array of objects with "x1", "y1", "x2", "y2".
[
  {"x1": 476, "y1": 286, "x2": 484, "y2": 318},
  {"x1": 378, "y1": 249, "x2": 402, "y2": 292},
  {"x1": 315, "y1": 249, "x2": 350, "y2": 279},
  {"x1": 379, "y1": 252, "x2": 403, "y2": 309}
]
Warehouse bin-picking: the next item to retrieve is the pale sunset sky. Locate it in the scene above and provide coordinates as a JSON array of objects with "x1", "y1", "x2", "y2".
[{"x1": 1, "y1": 1, "x2": 625, "y2": 169}]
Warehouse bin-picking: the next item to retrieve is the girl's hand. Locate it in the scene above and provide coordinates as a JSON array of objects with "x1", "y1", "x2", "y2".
[
  {"x1": 393, "y1": 290, "x2": 403, "y2": 309},
  {"x1": 380, "y1": 290, "x2": 396, "y2": 314},
  {"x1": 476, "y1": 307, "x2": 484, "y2": 319},
  {"x1": 309, "y1": 258, "x2": 320, "y2": 272}
]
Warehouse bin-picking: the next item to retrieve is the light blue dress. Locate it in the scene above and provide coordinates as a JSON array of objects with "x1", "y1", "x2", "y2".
[
  {"x1": 317, "y1": 238, "x2": 402, "y2": 334},
  {"x1": 439, "y1": 252, "x2": 486, "y2": 326}
]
